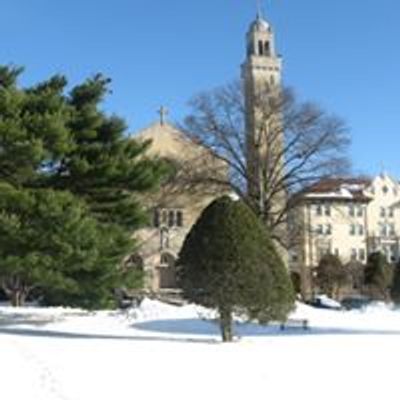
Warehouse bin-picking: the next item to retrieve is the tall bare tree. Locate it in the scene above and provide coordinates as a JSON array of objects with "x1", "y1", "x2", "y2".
[{"x1": 181, "y1": 81, "x2": 351, "y2": 245}]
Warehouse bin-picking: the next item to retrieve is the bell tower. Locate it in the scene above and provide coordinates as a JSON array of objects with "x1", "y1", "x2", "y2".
[
  {"x1": 242, "y1": 7, "x2": 287, "y2": 254},
  {"x1": 243, "y1": 11, "x2": 282, "y2": 89}
]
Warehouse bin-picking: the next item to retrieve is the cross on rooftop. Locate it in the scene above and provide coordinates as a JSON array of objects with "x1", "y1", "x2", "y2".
[{"x1": 158, "y1": 106, "x2": 169, "y2": 125}]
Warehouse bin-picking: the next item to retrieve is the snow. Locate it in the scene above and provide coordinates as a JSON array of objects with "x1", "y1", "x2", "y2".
[
  {"x1": 1, "y1": 299, "x2": 400, "y2": 400},
  {"x1": 313, "y1": 294, "x2": 342, "y2": 308}
]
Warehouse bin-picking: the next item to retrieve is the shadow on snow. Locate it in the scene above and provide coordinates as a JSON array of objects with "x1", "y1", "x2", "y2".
[{"x1": 0, "y1": 312, "x2": 400, "y2": 343}]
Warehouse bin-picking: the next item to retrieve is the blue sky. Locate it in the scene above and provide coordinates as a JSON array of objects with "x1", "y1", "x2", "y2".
[{"x1": 1, "y1": 0, "x2": 399, "y2": 177}]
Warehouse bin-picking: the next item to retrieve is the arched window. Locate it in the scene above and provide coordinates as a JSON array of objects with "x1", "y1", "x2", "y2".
[
  {"x1": 258, "y1": 40, "x2": 264, "y2": 55},
  {"x1": 264, "y1": 41, "x2": 270, "y2": 56},
  {"x1": 125, "y1": 254, "x2": 144, "y2": 272}
]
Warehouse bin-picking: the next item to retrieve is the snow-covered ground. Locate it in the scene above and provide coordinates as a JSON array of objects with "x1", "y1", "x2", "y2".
[{"x1": 1, "y1": 299, "x2": 399, "y2": 400}]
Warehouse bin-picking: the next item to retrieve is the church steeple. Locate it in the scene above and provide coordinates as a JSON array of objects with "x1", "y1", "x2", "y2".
[
  {"x1": 242, "y1": 7, "x2": 285, "y2": 228},
  {"x1": 244, "y1": 11, "x2": 281, "y2": 86}
]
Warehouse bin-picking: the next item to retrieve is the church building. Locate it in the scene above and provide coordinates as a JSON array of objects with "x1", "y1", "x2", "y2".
[{"x1": 131, "y1": 11, "x2": 283, "y2": 293}]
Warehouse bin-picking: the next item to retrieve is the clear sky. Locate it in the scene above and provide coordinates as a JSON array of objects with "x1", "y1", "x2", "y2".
[{"x1": 1, "y1": 0, "x2": 399, "y2": 178}]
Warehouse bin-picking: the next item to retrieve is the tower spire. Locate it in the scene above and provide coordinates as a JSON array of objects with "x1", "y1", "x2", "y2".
[{"x1": 256, "y1": 0, "x2": 263, "y2": 19}]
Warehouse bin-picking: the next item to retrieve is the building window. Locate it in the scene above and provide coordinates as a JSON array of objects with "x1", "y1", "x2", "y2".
[
  {"x1": 389, "y1": 208, "x2": 394, "y2": 218},
  {"x1": 379, "y1": 223, "x2": 387, "y2": 237},
  {"x1": 316, "y1": 224, "x2": 324, "y2": 235},
  {"x1": 325, "y1": 205, "x2": 331, "y2": 217},
  {"x1": 389, "y1": 223, "x2": 396, "y2": 236},
  {"x1": 359, "y1": 248, "x2": 366, "y2": 262},
  {"x1": 153, "y1": 208, "x2": 184, "y2": 228},
  {"x1": 315, "y1": 204, "x2": 322, "y2": 216},
  {"x1": 176, "y1": 210, "x2": 183, "y2": 227},
  {"x1": 350, "y1": 224, "x2": 356, "y2": 236},
  {"x1": 168, "y1": 210, "x2": 175, "y2": 228},
  {"x1": 357, "y1": 206, "x2": 363, "y2": 217},
  {"x1": 258, "y1": 40, "x2": 264, "y2": 55},
  {"x1": 358, "y1": 224, "x2": 364, "y2": 236},
  {"x1": 383, "y1": 186, "x2": 389, "y2": 195},
  {"x1": 264, "y1": 41, "x2": 270, "y2": 56},
  {"x1": 153, "y1": 209, "x2": 160, "y2": 227},
  {"x1": 380, "y1": 207, "x2": 386, "y2": 218},
  {"x1": 326, "y1": 224, "x2": 332, "y2": 236},
  {"x1": 351, "y1": 249, "x2": 357, "y2": 261},
  {"x1": 349, "y1": 205, "x2": 355, "y2": 217}
]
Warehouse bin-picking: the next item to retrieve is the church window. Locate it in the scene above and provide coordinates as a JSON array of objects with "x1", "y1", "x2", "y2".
[
  {"x1": 258, "y1": 40, "x2": 264, "y2": 55},
  {"x1": 176, "y1": 210, "x2": 183, "y2": 227},
  {"x1": 168, "y1": 210, "x2": 175, "y2": 227},
  {"x1": 264, "y1": 41, "x2": 270, "y2": 56},
  {"x1": 125, "y1": 254, "x2": 144, "y2": 272},
  {"x1": 154, "y1": 208, "x2": 184, "y2": 228},
  {"x1": 153, "y1": 209, "x2": 160, "y2": 227}
]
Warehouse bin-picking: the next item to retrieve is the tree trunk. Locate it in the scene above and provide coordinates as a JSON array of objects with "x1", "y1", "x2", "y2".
[
  {"x1": 219, "y1": 307, "x2": 233, "y2": 342},
  {"x1": 11, "y1": 290, "x2": 25, "y2": 307}
]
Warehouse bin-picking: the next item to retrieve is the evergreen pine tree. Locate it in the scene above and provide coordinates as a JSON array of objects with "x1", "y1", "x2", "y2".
[
  {"x1": 0, "y1": 66, "x2": 167, "y2": 307},
  {"x1": 178, "y1": 196, "x2": 295, "y2": 342},
  {"x1": 0, "y1": 185, "x2": 113, "y2": 307}
]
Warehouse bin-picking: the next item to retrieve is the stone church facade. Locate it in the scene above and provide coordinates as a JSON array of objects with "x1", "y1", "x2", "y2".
[{"x1": 132, "y1": 120, "x2": 228, "y2": 292}]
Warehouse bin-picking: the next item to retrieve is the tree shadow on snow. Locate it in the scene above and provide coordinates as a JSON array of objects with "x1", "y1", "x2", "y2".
[
  {"x1": 1, "y1": 313, "x2": 400, "y2": 344},
  {"x1": 132, "y1": 318, "x2": 400, "y2": 338},
  {"x1": 0, "y1": 311, "x2": 58, "y2": 327},
  {"x1": 0, "y1": 326, "x2": 219, "y2": 344}
]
